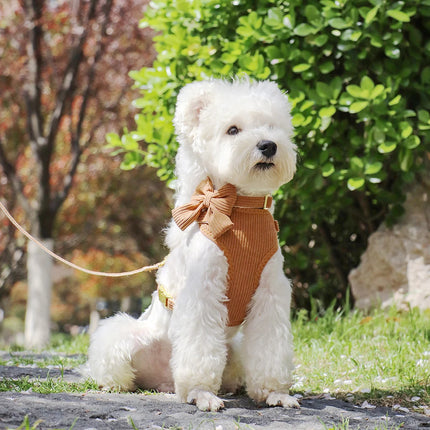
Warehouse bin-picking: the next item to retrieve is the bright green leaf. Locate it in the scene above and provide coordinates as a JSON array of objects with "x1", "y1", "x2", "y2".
[
  {"x1": 266, "y1": 46, "x2": 281, "y2": 60},
  {"x1": 292, "y1": 113, "x2": 305, "y2": 127},
  {"x1": 120, "y1": 152, "x2": 142, "y2": 170},
  {"x1": 312, "y1": 34, "x2": 329, "y2": 46},
  {"x1": 341, "y1": 29, "x2": 358, "y2": 42},
  {"x1": 320, "y1": 116, "x2": 332, "y2": 131},
  {"x1": 293, "y1": 63, "x2": 311, "y2": 73},
  {"x1": 364, "y1": 162, "x2": 383, "y2": 175},
  {"x1": 378, "y1": 141, "x2": 397, "y2": 153},
  {"x1": 373, "y1": 128, "x2": 385, "y2": 144},
  {"x1": 399, "y1": 148, "x2": 413, "y2": 171},
  {"x1": 236, "y1": 25, "x2": 255, "y2": 38},
  {"x1": 385, "y1": 46, "x2": 401, "y2": 59},
  {"x1": 294, "y1": 23, "x2": 317, "y2": 36},
  {"x1": 304, "y1": 160, "x2": 318, "y2": 170},
  {"x1": 370, "y1": 84, "x2": 384, "y2": 99},
  {"x1": 400, "y1": 122, "x2": 413, "y2": 139},
  {"x1": 304, "y1": 5, "x2": 321, "y2": 24},
  {"x1": 301, "y1": 100, "x2": 315, "y2": 111},
  {"x1": 349, "y1": 101, "x2": 369, "y2": 113},
  {"x1": 361, "y1": 76, "x2": 374, "y2": 91},
  {"x1": 389, "y1": 94, "x2": 402, "y2": 106},
  {"x1": 351, "y1": 156, "x2": 364, "y2": 170},
  {"x1": 418, "y1": 110, "x2": 430, "y2": 123},
  {"x1": 330, "y1": 77, "x2": 343, "y2": 99},
  {"x1": 320, "y1": 61, "x2": 335, "y2": 74},
  {"x1": 319, "y1": 106, "x2": 336, "y2": 117},
  {"x1": 329, "y1": 18, "x2": 350, "y2": 30},
  {"x1": 370, "y1": 33, "x2": 383, "y2": 48},
  {"x1": 346, "y1": 85, "x2": 365, "y2": 99},
  {"x1": 283, "y1": 15, "x2": 293, "y2": 29},
  {"x1": 316, "y1": 82, "x2": 332, "y2": 99},
  {"x1": 266, "y1": 8, "x2": 284, "y2": 27},
  {"x1": 347, "y1": 177, "x2": 365, "y2": 191},
  {"x1": 322, "y1": 162, "x2": 335, "y2": 177},
  {"x1": 106, "y1": 133, "x2": 122, "y2": 147},
  {"x1": 365, "y1": 6, "x2": 379, "y2": 25},
  {"x1": 121, "y1": 134, "x2": 139, "y2": 150},
  {"x1": 387, "y1": 9, "x2": 411, "y2": 22},
  {"x1": 404, "y1": 135, "x2": 420, "y2": 149}
]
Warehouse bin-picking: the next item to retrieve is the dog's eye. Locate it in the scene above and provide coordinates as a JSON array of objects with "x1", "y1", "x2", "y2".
[{"x1": 227, "y1": 126, "x2": 240, "y2": 136}]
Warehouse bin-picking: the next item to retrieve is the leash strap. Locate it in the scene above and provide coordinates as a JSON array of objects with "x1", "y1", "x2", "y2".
[{"x1": 0, "y1": 199, "x2": 165, "y2": 277}]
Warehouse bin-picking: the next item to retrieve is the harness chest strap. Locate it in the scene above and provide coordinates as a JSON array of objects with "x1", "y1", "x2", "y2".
[
  {"x1": 235, "y1": 194, "x2": 272, "y2": 210},
  {"x1": 158, "y1": 187, "x2": 274, "y2": 316}
]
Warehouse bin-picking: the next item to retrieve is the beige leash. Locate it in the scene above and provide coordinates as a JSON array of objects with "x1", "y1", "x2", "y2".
[{"x1": 0, "y1": 199, "x2": 165, "y2": 277}]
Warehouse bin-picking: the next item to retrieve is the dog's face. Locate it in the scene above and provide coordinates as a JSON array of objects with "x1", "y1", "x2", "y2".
[{"x1": 174, "y1": 79, "x2": 296, "y2": 195}]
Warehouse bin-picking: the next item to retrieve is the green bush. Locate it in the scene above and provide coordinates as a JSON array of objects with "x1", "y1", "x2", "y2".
[{"x1": 109, "y1": 0, "x2": 430, "y2": 308}]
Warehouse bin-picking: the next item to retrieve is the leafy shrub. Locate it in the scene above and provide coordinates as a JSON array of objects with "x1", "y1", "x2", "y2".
[{"x1": 109, "y1": 0, "x2": 430, "y2": 308}]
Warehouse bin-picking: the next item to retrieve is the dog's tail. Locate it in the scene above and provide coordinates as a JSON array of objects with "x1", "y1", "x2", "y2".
[{"x1": 83, "y1": 313, "x2": 142, "y2": 391}]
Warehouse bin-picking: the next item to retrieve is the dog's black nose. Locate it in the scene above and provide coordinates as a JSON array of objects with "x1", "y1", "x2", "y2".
[{"x1": 257, "y1": 140, "x2": 277, "y2": 158}]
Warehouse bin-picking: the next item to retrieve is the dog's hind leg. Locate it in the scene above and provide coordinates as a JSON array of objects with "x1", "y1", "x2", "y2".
[
  {"x1": 221, "y1": 328, "x2": 245, "y2": 394},
  {"x1": 131, "y1": 293, "x2": 174, "y2": 392},
  {"x1": 240, "y1": 249, "x2": 300, "y2": 409},
  {"x1": 168, "y1": 233, "x2": 229, "y2": 411}
]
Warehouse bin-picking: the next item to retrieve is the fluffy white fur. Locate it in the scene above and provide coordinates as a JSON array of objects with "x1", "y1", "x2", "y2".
[{"x1": 86, "y1": 78, "x2": 299, "y2": 411}]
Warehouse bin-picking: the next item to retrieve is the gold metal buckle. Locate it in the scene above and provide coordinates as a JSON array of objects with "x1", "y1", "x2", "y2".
[
  {"x1": 158, "y1": 285, "x2": 174, "y2": 311},
  {"x1": 264, "y1": 195, "x2": 271, "y2": 210}
]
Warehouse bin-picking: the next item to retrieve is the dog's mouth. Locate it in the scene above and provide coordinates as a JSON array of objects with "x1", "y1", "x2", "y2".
[{"x1": 254, "y1": 162, "x2": 275, "y2": 171}]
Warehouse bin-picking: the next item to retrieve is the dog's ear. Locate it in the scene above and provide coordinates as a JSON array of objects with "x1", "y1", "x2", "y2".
[{"x1": 174, "y1": 81, "x2": 214, "y2": 136}]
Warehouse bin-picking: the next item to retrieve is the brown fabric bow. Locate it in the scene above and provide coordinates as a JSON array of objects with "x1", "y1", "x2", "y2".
[{"x1": 172, "y1": 177, "x2": 237, "y2": 239}]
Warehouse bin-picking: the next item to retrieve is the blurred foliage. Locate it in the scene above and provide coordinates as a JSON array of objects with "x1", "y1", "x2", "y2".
[
  {"x1": 0, "y1": 0, "x2": 169, "y2": 316},
  {"x1": 109, "y1": 0, "x2": 430, "y2": 308},
  {"x1": 71, "y1": 249, "x2": 152, "y2": 301},
  {"x1": 49, "y1": 248, "x2": 153, "y2": 329}
]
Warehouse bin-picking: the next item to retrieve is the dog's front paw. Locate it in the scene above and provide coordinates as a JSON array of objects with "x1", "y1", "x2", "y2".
[
  {"x1": 266, "y1": 392, "x2": 300, "y2": 409},
  {"x1": 187, "y1": 389, "x2": 225, "y2": 412}
]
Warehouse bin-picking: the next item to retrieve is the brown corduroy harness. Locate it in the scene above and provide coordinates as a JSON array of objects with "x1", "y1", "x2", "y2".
[{"x1": 158, "y1": 177, "x2": 279, "y2": 326}]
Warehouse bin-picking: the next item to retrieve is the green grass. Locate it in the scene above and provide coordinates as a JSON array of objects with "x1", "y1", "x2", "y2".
[
  {"x1": 0, "y1": 333, "x2": 94, "y2": 394},
  {"x1": 0, "y1": 353, "x2": 86, "y2": 369},
  {"x1": 1, "y1": 333, "x2": 89, "y2": 366},
  {"x1": 48, "y1": 332, "x2": 89, "y2": 354},
  {"x1": 292, "y1": 303, "x2": 430, "y2": 412},
  {"x1": 0, "y1": 375, "x2": 99, "y2": 394}
]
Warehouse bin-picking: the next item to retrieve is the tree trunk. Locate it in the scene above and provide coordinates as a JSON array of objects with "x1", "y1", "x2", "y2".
[
  {"x1": 88, "y1": 309, "x2": 101, "y2": 336},
  {"x1": 24, "y1": 239, "x2": 53, "y2": 349}
]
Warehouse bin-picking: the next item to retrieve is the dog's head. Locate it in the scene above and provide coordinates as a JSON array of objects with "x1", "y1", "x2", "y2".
[{"x1": 174, "y1": 78, "x2": 296, "y2": 196}]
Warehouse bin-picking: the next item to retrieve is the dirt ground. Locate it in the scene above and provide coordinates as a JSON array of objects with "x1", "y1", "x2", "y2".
[{"x1": 1, "y1": 354, "x2": 429, "y2": 430}]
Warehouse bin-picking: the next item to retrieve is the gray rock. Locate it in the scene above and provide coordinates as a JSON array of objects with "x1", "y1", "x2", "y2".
[{"x1": 349, "y1": 180, "x2": 430, "y2": 310}]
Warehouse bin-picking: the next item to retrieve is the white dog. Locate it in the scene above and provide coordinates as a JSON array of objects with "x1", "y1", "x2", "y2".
[{"x1": 87, "y1": 78, "x2": 299, "y2": 412}]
